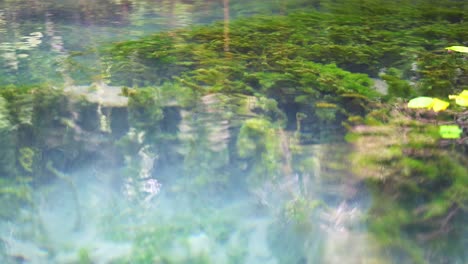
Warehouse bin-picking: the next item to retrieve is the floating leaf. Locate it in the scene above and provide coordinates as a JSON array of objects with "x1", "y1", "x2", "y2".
[
  {"x1": 407, "y1": 97, "x2": 434, "y2": 109},
  {"x1": 439, "y1": 125, "x2": 463, "y2": 139},
  {"x1": 408, "y1": 97, "x2": 449, "y2": 112},
  {"x1": 454, "y1": 98, "x2": 468, "y2": 107},
  {"x1": 431, "y1": 98, "x2": 449, "y2": 112},
  {"x1": 445, "y1": 46, "x2": 468, "y2": 53},
  {"x1": 448, "y1": 90, "x2": 468, "y2": 106}
]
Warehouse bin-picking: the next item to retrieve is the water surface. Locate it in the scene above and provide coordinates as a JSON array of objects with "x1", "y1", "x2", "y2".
[{"x1": 0, "y1": 1, "x2": 466, "y2": 264}]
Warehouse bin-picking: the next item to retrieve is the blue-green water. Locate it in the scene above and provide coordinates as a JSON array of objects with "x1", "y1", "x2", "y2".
[
  {"x1": 2, "y1": 126, "x2": 371, "y2": 264},
  {"x1": 0, "y1": 0, "x2": 302, "y2": 86},
  {"x1": 0, "y1": 89, "x2": 374, "y2": 263},
  {"x1": 1, "y1": 1, "x2": 466, "y2": 264},
  {"x1": 0, "y1": 2, "x2": 375, "y2": 263}
]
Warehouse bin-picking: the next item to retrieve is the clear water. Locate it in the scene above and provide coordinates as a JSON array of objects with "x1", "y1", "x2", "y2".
[
  {"x1": 0, "y1": 0, "x2": 298, "y2": 86},
  {"x1": 0, "y1": 91, "x2": 375, "y2": 263},
  {"x1": 0, "y1": 1, "x2": 423, "y2": 263}
]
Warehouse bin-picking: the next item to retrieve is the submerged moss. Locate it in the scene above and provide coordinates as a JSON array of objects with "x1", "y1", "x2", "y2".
[
  {"x1": 18, "y1": 147, "x2": 35, "y2": 173},
  {"x1": 102, "y1": 0, "x2": 467, "y2": 96},
  {"x1": 1, "y1": 1, "x2": 467, "y2": 262},
  {"x1": 98, "y1": 1, "x2": 467, "y2": 149},
  {"x1": 349, "y1": 104, "x2": 468, "y2": 263},
  {"x1": 0, "y1": 95, "x2": 16, "y2": 177}
]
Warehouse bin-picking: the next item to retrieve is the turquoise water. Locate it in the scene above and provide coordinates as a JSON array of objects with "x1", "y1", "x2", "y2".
[
  {"x1": 0, "y1": 88, "x2": 375, "y2": 263},
  {"x1": 0, "y1": 0, "x2": 300, "y2": 86},
  {"x1": 0, "y1": 2, "x2": 375, "y2": 263},
  {"x1": 1, "y1": 1, "x2": 465, "y2": 264}
]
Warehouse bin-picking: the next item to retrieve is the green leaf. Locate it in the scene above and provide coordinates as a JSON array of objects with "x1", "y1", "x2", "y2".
[{"x1": 439, "y1": 125, "x2": 462, "y2": 139}]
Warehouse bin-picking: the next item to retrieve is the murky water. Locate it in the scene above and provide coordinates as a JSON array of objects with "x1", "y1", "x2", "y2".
[{"x1": 1, "y1": 1, "x2": 465, "y2": 264}]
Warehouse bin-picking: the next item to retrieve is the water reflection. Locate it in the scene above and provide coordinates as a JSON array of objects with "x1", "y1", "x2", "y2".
[
  {"x1": 0, "y1": 87, "x2": 372, "y2": 263},
  {"x1": 0, "y1": 0, "x2": 295, "y2": 86},
  {"x1": 3, "y1": 0, "x2": 464, "y2": 263}
]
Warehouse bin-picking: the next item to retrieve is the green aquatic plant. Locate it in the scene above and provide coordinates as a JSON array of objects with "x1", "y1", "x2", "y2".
[
  {"x1": 97, "y1": 2, "x2": 464, "y2": 143},
  {"x1": 0, "y1": 85, "x2": 91, "y2": 181},
  {"x1": 285, "y1": 197, "x2": 322, "y2": 231},
  {"x1": 126, "y1": 86, "x2": 164, "y2": 136},
  {"x1": 1, "y1": 2, "x2": 467, "y2": 263},
  {"x1": 380, "y1": 68, "x2": 414, "y2": 99},
  {"x1": 348, "y1": 103, "x2": 468, "y2": 263},
  {"x1": 78, "y1": 248, "x2": 92, "y2": 264},
  {"x1": 18, "y1": 147, "x2": 35, "y2": 173},
  {"x1": 0, "y1": 95, "x2": 16, "y2": 177},
  {"x1": 0, "y1": 178, "x2": 32, "y2": 219},
  {"x1": 314, "y1": 102, "x2": 338, "y2": 123},
  {"x1": 237, "y1": 118, "x2": 282, "y2": 184},
  {"x1": 101, "y1": 0, "x2": 467, "y2": 95}
]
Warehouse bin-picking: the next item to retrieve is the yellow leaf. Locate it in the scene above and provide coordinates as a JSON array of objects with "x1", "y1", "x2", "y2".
[
  {"x1": 408, "y1": 97, "x2": 434, "y2": 109},
  {"x1": 448, "y1": 90, "x2": 468, "y2": 106},
  {"x1": 431, "y1": 98, "x2": 449, "y2": 112},
  {"x1": 446, "y1": 46, "x2": 468, "y2": 53}
]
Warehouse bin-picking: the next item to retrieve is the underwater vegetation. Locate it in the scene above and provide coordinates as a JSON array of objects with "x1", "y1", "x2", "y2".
[
  {"x1": 347, "y1": 102, "x2": 467, "y2": 263},
  {"x1": 98, "y1": 0, "x2": 467, "y2": 139},
  {"x1": 0, "y1": 0, "x2": 467, "y2": 263},
  {"x1": 0, "y1": 82, "x2": 300, "y2": 262},
  {"x1": 93, "y1": 1, "x2": 468, "y2": 262},
  {"x1": 101, "y1": 0, "x2": 467, "y2": 93}
]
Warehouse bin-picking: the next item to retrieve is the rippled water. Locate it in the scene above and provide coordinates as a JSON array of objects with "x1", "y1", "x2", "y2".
[
  {"x1": 0, "y1": 1, "x2": 448, "y2": 263},
  {"x1": 0, "y1": 88, "x2": 375, "y2": 263},
  {"x1": 0, "y1": 0, "x2": 298, "y2": 86}
]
